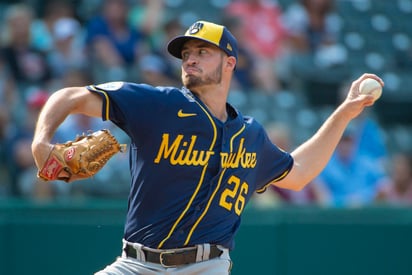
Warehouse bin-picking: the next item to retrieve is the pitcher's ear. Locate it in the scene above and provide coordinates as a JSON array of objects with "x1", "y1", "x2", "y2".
[{"x1": 226, "y1": 56, "x2": 236, "y2": 70}]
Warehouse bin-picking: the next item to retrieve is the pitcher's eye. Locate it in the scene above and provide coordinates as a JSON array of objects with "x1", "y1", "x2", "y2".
[{"x1": 182, "y1": 51, "x2": 189, "y2": 60}]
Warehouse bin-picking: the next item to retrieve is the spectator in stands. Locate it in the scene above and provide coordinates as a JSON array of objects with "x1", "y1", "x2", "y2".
[
  {"x1": 128, "y1": 0, "x2": 165, "y2": 45},
  {"x1": 375, "y1": 152, "x2": 412, "y2": 206},
  {"x1": 31, "y1": 0, "x2": 77, "y2": 52},
  {"x1": 47, "y1": 17, "x2": 86, "y2": 81},
  {"x1": 0, "y1": 4, "x2": 52, "y2": 92},
  {"x1": 351, "y1": 111, "x2": 388, "y2": 165},
  {"x1": 84, "y1": 0, "x2": 146, "y2": 82},
  {"x1": 137, "y1": 17, "x2": 183, "y2": 87},
  {"x1": 282, "y1": 0, "x2": 349, "y2": 106},
  {"x1": 225, "y1": 0, "x2": 288, "y2": 93},
  {"x1": 222, "y1": 16, "x2": 257, "y2": 92},
  {"x1": 314, "y1": 124, "x2": 387, "y2": 207}
]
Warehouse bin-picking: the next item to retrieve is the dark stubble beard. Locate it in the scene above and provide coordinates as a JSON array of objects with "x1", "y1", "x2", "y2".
[{"x1": 183, "y1": 59, "x2": 223, "y2": 90}]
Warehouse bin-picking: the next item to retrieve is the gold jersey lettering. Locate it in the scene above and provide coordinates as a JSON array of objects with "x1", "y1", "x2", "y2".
[
  {"x1": 154, "y1": 133, "x2": 214, "y2": 166},
  {"x1": 220, "y1": 138, "x2": 257, "y2": 169}
]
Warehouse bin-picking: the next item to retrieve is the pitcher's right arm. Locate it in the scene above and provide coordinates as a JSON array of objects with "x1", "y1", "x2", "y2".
[{"x1": 31, "y1": 87, "x2": 103, "y2": 170}]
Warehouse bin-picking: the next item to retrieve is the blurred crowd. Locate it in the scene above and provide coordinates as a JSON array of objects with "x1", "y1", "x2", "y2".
[{"x1": 0, "y1": 0, "x2": 412, "y2": 208}]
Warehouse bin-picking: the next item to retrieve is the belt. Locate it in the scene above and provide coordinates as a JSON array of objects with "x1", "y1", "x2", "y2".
[{"x1": 124, "y1": 244, "x2": 223, "y2": 267}]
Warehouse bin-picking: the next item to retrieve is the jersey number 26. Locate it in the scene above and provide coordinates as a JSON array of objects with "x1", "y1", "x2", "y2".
[{"x1": 219, "y1": 175, "x2": 249, "y2": 216}]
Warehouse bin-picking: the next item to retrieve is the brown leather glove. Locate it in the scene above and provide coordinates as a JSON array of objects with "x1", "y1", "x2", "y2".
[{"x1": 37, "y1": 129, "x2": 126, "y2": 182}]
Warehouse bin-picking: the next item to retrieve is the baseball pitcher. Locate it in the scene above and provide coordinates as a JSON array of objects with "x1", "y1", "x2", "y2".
[{"x1": 32, "y1": 20, "x2": 382, "y2": 274}]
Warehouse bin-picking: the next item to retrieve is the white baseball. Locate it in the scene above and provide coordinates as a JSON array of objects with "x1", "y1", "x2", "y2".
[{"x1": 359, "y1": 78, "x2": 382, "y2": 101}]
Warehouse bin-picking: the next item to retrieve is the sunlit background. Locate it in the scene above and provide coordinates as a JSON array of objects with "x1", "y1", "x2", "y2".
[{"x1": 0, "y1": 0, "x2": 412, "y2": 274}]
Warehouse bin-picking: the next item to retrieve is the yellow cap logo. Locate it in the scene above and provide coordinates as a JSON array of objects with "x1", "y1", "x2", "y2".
[{"x1": 188, "y1": 22, "x2": 204, "y2": 35}]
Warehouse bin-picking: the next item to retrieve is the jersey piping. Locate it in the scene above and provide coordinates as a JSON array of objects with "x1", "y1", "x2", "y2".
[
  {"x1": 184, "y1": 124, "x2": 246, "y2": 245},
  {"x1": 88, "y1": 86, "x2": 111, "y2": 121},
  {"x1": 157, "y1": 99, "x2": 218, "y2": 249},
  {"x1": 255, "y1": 167, "x2": 291, "y2": 193}
]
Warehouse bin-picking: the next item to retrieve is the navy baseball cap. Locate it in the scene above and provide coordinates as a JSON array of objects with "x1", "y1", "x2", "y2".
[{"x1": 167, "y1": 20, "x2": 238, "y2": 61}]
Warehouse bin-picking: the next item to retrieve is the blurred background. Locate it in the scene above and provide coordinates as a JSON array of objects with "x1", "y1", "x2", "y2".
[{"x1": 0, "y1": 0, "x2": 412, "y2": 274}]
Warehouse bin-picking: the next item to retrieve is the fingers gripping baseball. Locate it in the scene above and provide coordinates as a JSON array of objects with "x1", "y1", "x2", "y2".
[
  {"x1": 349, "y1": 73, "x2": 384, "y2": 102},
  {"x1": 37, "y1": 129, "x2": 126, "y2": 182},
  {"x1": 342, "y1": 73, "x2": 384, "y2": 119}
]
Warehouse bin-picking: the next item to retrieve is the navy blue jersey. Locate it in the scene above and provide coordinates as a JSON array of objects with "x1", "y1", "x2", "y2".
[{"x1": 87, "y1": 82, "x2": 293, "y2": 250}]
